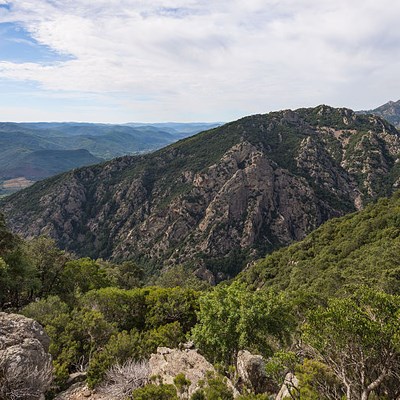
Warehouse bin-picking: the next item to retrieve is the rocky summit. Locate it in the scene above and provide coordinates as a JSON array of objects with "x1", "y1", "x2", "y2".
[
  {"x1": 358, "y1": 99, "x2": 400, "y2": 128},
  {"x1": 2, "y1": 105, "x2": 400, "y2": 277}
]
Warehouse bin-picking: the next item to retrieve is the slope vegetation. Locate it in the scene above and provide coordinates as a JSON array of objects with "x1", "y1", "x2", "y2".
[{"x1": 240, "y1": 192, "x2": 400, "y2": 296}]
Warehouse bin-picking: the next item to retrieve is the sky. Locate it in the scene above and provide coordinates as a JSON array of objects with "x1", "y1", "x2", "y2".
[{"x1": 0, "y1": 0, "x2": 399, "y2": 123}]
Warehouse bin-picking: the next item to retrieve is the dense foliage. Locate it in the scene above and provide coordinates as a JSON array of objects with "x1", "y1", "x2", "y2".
[
  {"x1": 240, "y1": 192, "x2": 400, "y2": 297},
  {"x1": 191, "y1": 283, "x2": 293, "y2": 366},
  {"x1": 303, "y1": 288, "x2": 400, "y2": 400},
  {"x1": 22, "y1": 285, "x2": 199, "y2": 387}
]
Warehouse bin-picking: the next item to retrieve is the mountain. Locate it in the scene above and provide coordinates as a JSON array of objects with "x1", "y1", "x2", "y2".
[
  {"x1": 0, "y1": 122, "x2": 220, "y2": 196},
  {"x1": 125, "y1": 122, "x2": 223, "y2": 137},
  {"x1": 1, "y1": 149, "x2": 101, "y2": 180},
  {"x1": 358, "y1": 100, "x2": 400, "y2": 128},
  {"x1": 239, "y1": 191, "x2": 400, "y2": 296},
  {"x1": 19, "y1": 122, "x2": 182, "y2": 158},
  {"x1": 2, "y1": 105, "x2": 400, "y2": 278}
]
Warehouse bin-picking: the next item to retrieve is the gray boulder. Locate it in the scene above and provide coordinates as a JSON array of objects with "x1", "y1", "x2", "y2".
[
  {"x1": 236, "y1": 350, "x2": 269, "y2": 394},
  {"x1": 54, "y1": 383, "x2": 110, "y2": 400},
  {"x1": 0, "y1": 312, "x2": 53, "y2": 400}
]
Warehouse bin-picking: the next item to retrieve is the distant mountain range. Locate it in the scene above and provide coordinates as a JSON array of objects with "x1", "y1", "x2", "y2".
[
  {"x1": 2, "y1": 105, "x2": 400, "y2": 280},
  {"x1": 0, "y1": 122, "x2": 221, "y2": 196},
  {"x1": 358, "y1": 99, "x2": 400, "y2": 128}
]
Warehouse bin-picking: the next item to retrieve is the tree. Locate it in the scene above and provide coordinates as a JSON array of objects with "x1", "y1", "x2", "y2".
[
  {"x1": 99, "y1": 259, "x2": 144, "y2": 289},
  {"x1": 23, "y1": 236, "x2": 68, "y2": 298},
  {"x1": 303, "y1": 288, "x2": 400, "y2": 400},
  {"x1": 145, "y1": 287, "x2": 200, "y2": 332},
  {"x1": 0, "y1": 248, "x2": 39, "y2": 308},
  {"x1": 82, "y1": 287, "x2": 147, "y2": 331},
  {"x1": 155, "y1": 265, "x2": 210, "y2": 291},
  {"x1": 59, "y1": 258, "x2": 113, "y2": 303},
  {"x1": 0, "y1": 213, "x2": 17, "y2": 254},
  {"x1": 0, "y1": 214, "x2": 40, "y2": 308},
  {"x1": 191, "y1": 283, "x2": 293, "y2": 366}
]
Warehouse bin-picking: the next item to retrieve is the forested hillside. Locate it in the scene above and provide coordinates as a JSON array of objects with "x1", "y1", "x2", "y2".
[{"x1": 240, "y1": 192, "x2": 400, "y2": 297}]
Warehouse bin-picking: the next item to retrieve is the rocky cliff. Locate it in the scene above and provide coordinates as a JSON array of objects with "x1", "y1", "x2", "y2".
[{"x1": 2, "y1": 106, "x2": 400, "y2": 277}]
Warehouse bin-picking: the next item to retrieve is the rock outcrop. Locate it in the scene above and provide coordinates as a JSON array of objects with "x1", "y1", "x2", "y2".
[
  {"x1": 0, "y1": 312, "x2": 52, "y2": 400},
  {"x1": 149, "y1": 347, "x2": 237, "y2": 398},
  {"x1": 275, "y1": 373, "x2": 299, "y2": 400},
  {"x1": 2, "y1": 106, "x2": 400, "y2": 279},
  {"x1": 236, "y1": 350, "x2": 270, "y2": 394},
  {"x1": 54, "y1": 383, "x2": 109, "y2": 400}
]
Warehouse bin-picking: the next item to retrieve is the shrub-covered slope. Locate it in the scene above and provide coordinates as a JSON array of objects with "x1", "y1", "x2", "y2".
[{"x1": 239, "y1": 192, "x2": 400, "y2": 296}]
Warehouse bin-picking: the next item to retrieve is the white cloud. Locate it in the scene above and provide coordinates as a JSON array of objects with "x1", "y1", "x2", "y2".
[{"x1": 0, "y1": 0, "x2": 400, "y2": 121}]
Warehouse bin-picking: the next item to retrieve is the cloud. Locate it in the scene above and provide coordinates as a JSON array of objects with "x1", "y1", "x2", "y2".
[{"x1": 0, "y1": 0, "x2": 399, "y2": 121}]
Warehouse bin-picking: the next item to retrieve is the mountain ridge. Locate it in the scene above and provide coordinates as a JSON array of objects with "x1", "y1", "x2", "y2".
[
  {"x1": 0, "y1": 121, "x2": 220, "y2": 195},
  {"x1": 2, "y1": 105, "x2": 400, "y2": 278},
  {"x1": 358, "y1": 99, "x2": 400, "y2": 128}
]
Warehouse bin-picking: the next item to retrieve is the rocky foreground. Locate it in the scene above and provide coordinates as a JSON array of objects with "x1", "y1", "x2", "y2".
[{"x1": 1, "y1": 313, "x2": 291, "y2": 400}]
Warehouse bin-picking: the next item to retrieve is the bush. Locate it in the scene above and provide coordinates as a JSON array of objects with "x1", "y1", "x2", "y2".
[
  {"x1": 131, "y1": 383, "x2": 178, "y2": 399},
  {"x1": 87, "y1": 329, "x2": 142, "y2": 388},
  {"x1": 190, "y1": 373, "x2": 233, "y2": 400},
  {"x1": 98, "y1": 359, "x2": 150, "y2": 399}
]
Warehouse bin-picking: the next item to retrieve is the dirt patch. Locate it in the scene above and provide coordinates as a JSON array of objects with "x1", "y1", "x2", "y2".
[{"x1": 2, "y1": 177, "x2": 35, "y2": 190}]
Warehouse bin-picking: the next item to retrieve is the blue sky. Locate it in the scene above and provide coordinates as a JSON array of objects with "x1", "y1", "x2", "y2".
[{"x1": 0, "y1": 0, "x2": 399, "y2": 123}]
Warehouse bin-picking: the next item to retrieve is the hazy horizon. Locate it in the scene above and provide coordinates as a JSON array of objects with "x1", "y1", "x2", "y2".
[{"x1": 0, "y1": 1, "x2": 399, "y2": 123}]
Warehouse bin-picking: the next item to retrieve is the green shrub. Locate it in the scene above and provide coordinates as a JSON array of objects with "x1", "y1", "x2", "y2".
[{"x1": 131, "y1": 383, "x2": 178, "y2": 399}]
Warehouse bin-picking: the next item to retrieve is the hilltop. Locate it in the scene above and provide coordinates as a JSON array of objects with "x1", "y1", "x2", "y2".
[{"x1": 358, "y1": 99, "x2": 400, "y2": 128}]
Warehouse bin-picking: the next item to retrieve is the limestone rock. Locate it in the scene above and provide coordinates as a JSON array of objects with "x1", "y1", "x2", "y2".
[
  {"x1": 236, "y1": 350, "x2": 269, "y2": 394},
  {"x1": 0, "y1": 312, "x2": 52, "y2": 400}
]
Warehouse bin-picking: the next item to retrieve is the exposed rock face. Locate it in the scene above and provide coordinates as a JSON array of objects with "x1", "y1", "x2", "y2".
[
  {"x1": 2, "y1": 106, "x2": 400, "y2": 278},
  {"x1": 149, "y1": 347, "x2": 237, "y2": 398},
  {"x1": 236, "y1": 350, "x2": 269, "y2": 394},
  {"x1": 0, "y1": 312, "x2": 52, "y2": 400}
]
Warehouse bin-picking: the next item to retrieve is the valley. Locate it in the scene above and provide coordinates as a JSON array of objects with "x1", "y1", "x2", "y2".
[
  {"x1": 1, "y1": 2, "x2": 399, "y2": 398},
  {"x1": 0, "y1": 121, "x2": 220, "y2": 196}
]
